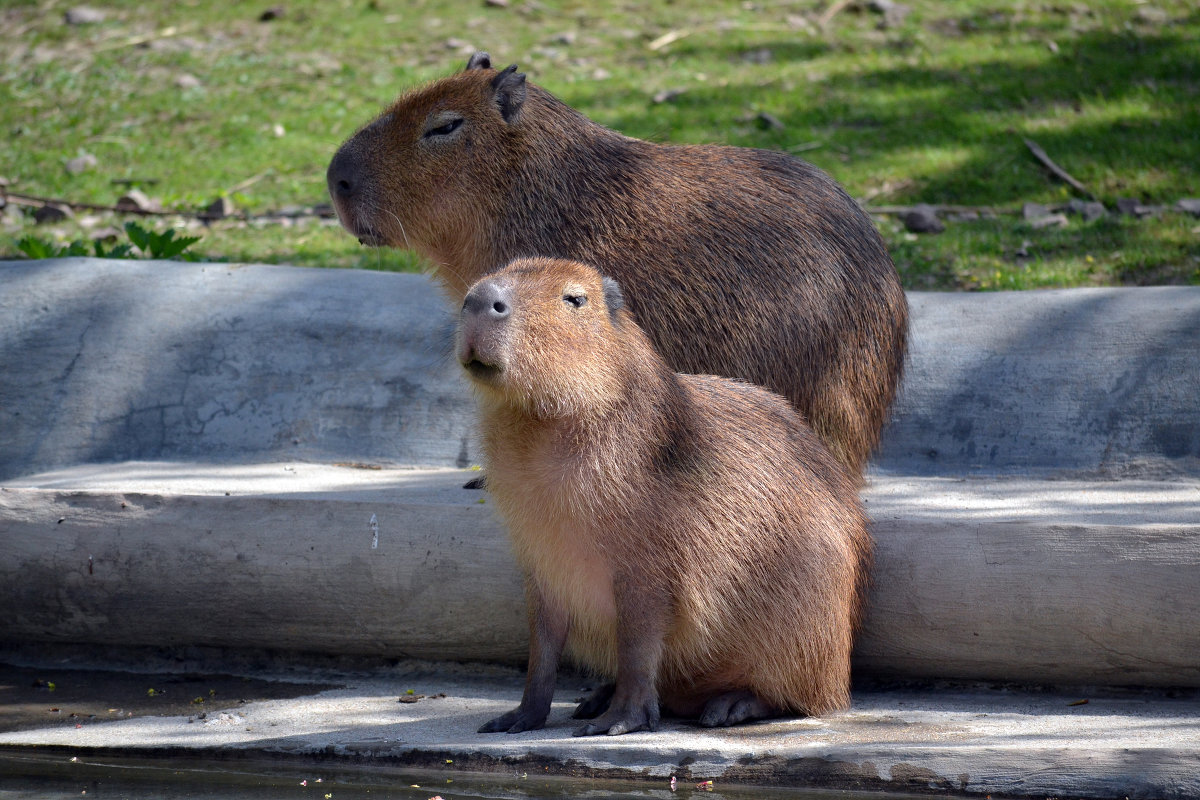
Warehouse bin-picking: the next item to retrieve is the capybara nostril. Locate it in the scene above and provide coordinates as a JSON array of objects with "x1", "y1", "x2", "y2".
[
  {"x1": 326, "y1": 150, "x2": 358, "y2": 200},
  {"x1": 463, "y1": 281, "x2": 512, "y2": 321}
]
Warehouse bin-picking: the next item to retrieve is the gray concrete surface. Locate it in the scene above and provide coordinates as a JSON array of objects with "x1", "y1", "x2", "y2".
[
  {"x1": 0, "y1": 659, "x2": 1196, "y2": 799},
  {"x1": 4, "y1": 463, "x2": 1198, "y2": 687},
  {"x1": 3, "y1": 259, "x2": 1199, "y2": 481},
  {"x1": 878, "y1": 286, "x2": 1200, "y2": 476},
  {"x1": 3, "y1": 259, "x2": 1200, "y2": 799},
  {"x1": 0, "y1": 259, "x2": 470, "y2": 482}
]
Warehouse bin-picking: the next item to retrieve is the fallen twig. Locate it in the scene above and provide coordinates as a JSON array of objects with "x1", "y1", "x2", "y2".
[
  {"x1": 1023, "y1": 137, "x2": 1099, "y2": 201},
  {"x1": 5, "y1": 192, "x2": 334, "y2": 223},
  {"x1": 647, "y1": 29, "x2": 692, "y2": 51},
  {"x1": 225, "y1": 171, "x2": 272, "y2": 195},
  {"x1": 92, "y1": 25, "x2": 184, "y2": 53},
  {"x1": 864, "y1": 203, "x2": 1014, "y2": 215},
  {"x1": 817, "y1": 0, "x2": 855, "y2": 29},
  {"x1": 787, "y1": 141, "x2": 824, "y2": 153}
]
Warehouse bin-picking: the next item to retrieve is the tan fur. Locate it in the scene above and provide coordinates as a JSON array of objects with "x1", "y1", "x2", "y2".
[
  {"x1": 460, "y1": 257, "x2": 871, "y2": 726},
  {"x1": 329, "y1": 54, "x2": 908, "y2": 476}
]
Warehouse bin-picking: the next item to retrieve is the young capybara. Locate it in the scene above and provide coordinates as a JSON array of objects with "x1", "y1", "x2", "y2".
[
  {"x1": 458, "y1": 257, "x2": 871, "y2": 735},
  {"x1": 328, "y1": 52, "x2": 907, "y2": 475}
]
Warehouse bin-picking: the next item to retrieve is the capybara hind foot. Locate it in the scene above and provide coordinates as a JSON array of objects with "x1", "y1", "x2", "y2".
[
  {"x1": 462, "y1": 474, "x2": 486, "y2": 490},
  {"x1": 478, "y1": 705, "x2": 548, "y2": 734},
  {"x1": 572, "y1": 682, "x2": 615, "y2": 719},
  {"x1": 573, "y1": 698, "x2": 659, "y2": 737},
  {"x1": 698, "y1": 691, "x2": 781, "y2": 727}
]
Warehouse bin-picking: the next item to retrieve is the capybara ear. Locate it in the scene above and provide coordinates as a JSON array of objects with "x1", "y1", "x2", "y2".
[
  {"x1": 490, "y1": 64, "x2": 527, "y2": 123},
  {"x1": 601, "y1": 276, "x2": 625, "y2": 321},
  {"x1": 466, "y1": 51, "x2": 492, "y2": 71}
]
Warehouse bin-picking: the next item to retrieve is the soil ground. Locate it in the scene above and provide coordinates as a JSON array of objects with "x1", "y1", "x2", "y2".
[{"x1": 0, "y1": 664, "x2": 336, "y2": 733}]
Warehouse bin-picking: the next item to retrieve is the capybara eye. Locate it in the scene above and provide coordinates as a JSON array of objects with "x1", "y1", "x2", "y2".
[
  {"x1": 423, "y1": 118, "x2": 464, "y2": 138},
  {"x1": 563, "y1": 294, "x2": 587, "y2": 308}
]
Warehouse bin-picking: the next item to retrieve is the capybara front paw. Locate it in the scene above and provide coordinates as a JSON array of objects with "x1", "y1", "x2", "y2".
[
  {"x1": 572, "y1": 700, "x2": 659, "y2": 736},
  {"x1": 478, "y1": 706, "x2": 547, "y2": 734},
  {"x1": 698, "y1": 691, "x2": 778, "y2": 727},
  {"x1": 571, "y1": 682, "x2": 615, "y2": 719}
]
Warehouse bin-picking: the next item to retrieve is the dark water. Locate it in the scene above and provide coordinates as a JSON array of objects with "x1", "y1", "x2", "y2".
[{"x1": 0, "y1": 752, "x2": 931, "y2": 800}]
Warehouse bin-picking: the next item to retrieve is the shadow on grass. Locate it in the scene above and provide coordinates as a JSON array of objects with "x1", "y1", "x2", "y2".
[{"x1": 579, "y1": 23, "x2": 1198, "y2": 205}]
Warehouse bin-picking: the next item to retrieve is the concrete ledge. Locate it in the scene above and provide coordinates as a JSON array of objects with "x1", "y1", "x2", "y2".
[
  {"x1": 2, "y1": 259, "x2": 1199, "y2": 685},
  {"x1": 0, "y1": 259, "x2": 470, "y2": 481},
  {"x1": 4, "y1": 462, "x2": 1198, "y2": 687},
  {"x1": 4, "y1": 260, "x2": 1200, "y2": 481},
  {"x1": 881, "y1": 287, "x2": 1200, "y2": 475},
  {"x1": 0, "y1": 660, "x2": 1196, "y2": 799}
]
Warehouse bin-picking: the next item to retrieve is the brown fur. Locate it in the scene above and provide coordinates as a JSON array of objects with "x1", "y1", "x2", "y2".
[
  {"x1": 328, "y1": 53, "x2": 908, "y2": 476},
  {"x1": 459, "y1": 257, "x2": 872, "y2": 735}
]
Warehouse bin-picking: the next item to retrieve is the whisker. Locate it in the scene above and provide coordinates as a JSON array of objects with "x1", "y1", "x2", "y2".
[{"x1": 381, "y1": 206, "x2": 412, "y2": 251}]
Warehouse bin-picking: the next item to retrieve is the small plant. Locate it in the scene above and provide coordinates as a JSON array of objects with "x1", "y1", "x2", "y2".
[
  {"x1": 123, "y1": 221, "x2": 201, "y2": 259},
  {"x1": 14, "y1": 221, "x2": 200, "y2": 261},
  {"x1": 16, "y1": 236, "x2": 74, "y2": 259}
]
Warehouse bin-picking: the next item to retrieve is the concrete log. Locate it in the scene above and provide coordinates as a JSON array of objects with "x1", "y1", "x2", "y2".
[
  {"x1": 3, "y1": 260, "x2": 1200, "y2": 481},
  {"x1": 0, "y1": 259, "x2": 474, "y2": 482},
  {"x1": 2, "y1": 260, "x2": 1199, "y2": 686},
  {"x1": 879, "y1": 288, "x2": 1200, "y2": 476},
  {"x1": 3, "y1": 466, "x2": 1198, "y2": 687}
]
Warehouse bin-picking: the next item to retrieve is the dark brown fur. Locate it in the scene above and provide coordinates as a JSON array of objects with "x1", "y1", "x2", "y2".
[
  {"x1": 458, "y1": 257, "x2": 872, "y2": 735},
  {"x1": 329, "y1": 54, "x2": 908, "y2": 475}
]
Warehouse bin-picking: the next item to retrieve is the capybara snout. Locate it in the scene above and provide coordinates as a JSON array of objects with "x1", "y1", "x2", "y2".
[{"x1": 457, "y1": 278, "x2": 514, "y2": 380}]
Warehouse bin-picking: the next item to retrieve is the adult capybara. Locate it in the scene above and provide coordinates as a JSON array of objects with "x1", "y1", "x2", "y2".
[
  {"x1": 327, "y1": 52, "x2": 908, "y2": 475},
  {"x1": 458, "y1": 257, "x2": 871, "y2": 735}
]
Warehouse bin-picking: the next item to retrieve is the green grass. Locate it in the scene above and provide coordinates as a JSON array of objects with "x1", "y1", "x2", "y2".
[{"x1": 2, "y1": 0, "x2": 1198, "y2": 287}]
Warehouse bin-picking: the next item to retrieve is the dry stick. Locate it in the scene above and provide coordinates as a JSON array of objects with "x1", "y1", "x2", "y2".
[
  {"x1": 11, "y1": 189, "x2": 1023, "y2": 222},
  {"x1": 5, "y1": 192, "x2": 333, "y2": 223},
  {"x1": 647, "y1": 29, "x2": 691, "y2": 51},
  {"x1": 817, "y1": 0, "x2": 855, "y2": 29},
  {"x1": 865, "y1": 203, "x2": 1015, "y2": 215},
  {"x1": 1023, "y1": 138, "x2": 1099, "y2": 202},
  {"x1": 92, "y1": 26, "x2": 184, "y2": 54},
  {"x1": 225, "y1": 171, "x2": 272, "y2": 195},
  {"x1": 7, "y1": 193, "x2": 183, "y2": 217}
]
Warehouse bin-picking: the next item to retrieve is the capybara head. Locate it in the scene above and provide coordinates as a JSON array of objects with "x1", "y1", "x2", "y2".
[
  {"x1": 457, "y1": 258, "x2": 628, "y2": 417},
  {"x1": 327, "y1": 52, "x2": 526, "y2": 252}
]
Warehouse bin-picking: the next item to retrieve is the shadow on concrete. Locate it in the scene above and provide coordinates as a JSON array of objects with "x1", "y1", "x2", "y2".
[
  {"x1": 0, "y1": 259, "x2": 474, "y2": 484},
  {"x1": 4, "y1": 261, "x2": 1200, "y2": 483}
]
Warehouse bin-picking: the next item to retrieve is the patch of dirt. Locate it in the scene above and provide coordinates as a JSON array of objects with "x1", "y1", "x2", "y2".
[{"x1": 0, "y1": 664, "x2": 339, "y2": 732}]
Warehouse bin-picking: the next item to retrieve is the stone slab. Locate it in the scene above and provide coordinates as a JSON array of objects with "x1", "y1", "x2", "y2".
[
  {"x1": 0, "y1": 660, "x2": 1195, "y2": 799},
  {"x1": 3, "y1": 260, "x2": 1200, "y2": 481},
  {"x1": 4, "y1": 463, "x2": 1197, "y2": 687},
  {"x1": 878, "y1": 286, "x2": 1200, "y2": 476},
  {"x1": 0, "y1": 259, "x2": 471, "y2": 482}
]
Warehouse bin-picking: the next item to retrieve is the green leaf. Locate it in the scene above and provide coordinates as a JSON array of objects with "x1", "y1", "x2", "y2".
[
  {"x1": 16, "y1": 236, "x2": 55, "y2": 259},
  {"x1": 124, "y1": 222, "x2": 151, "y2": 252},
  {"x1": 152, "y1": 232, "x2": 202, "y2": 259}
]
